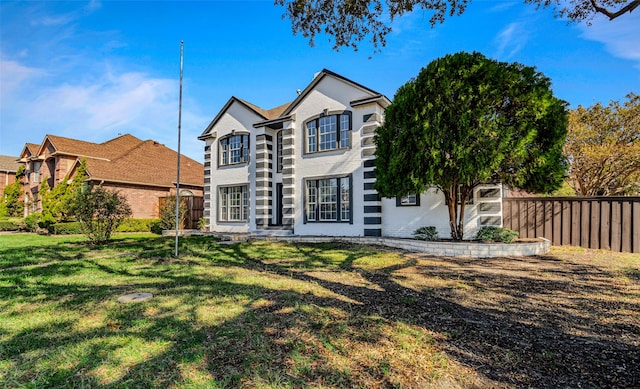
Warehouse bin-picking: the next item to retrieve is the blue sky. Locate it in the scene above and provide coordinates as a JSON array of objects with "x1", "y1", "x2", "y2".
[{"x1": 1, "y1": 0, "x2": 638, "y2": 162}]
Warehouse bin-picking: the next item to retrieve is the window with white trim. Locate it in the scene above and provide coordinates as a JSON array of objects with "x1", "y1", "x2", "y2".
[
  {"x1": 219, "y1": 134, "x2": 249, "y2": 166},
  {"x1": 305, "y1": 112, "x2": 351, "y2": 153},
  {"x1": 218, "y1": 185, "x2": 249, "y2": 222},
  {"x1": 396, "y1": 193, "x2": 420, "y2": 206},
  {"x1": 457, "y1": 185, "x2": 474, "y2": 205},
  {"x1": 305, "y1": 175, "x2": 351, "y2": 222}
]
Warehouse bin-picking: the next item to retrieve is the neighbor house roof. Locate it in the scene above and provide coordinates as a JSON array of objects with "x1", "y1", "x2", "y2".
[
  {"x1": 25, "y1": 134, "x2": 203, "y2": 189},
  {"x1": 82, "y1": 139, "x2": 204, "y2": 188},
  {"x1": 19, "y1": 143, "x2": 41, "y2": 161},
  {"x1": 0, "y1": 155, "x2": 20, "y2": 172}
]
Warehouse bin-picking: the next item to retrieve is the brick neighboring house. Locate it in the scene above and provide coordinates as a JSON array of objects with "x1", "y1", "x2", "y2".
[
  {"x1": 0, "y1": 155, "x2": 20, "y2": 196},
  {"x1": 18, "y1": 134, "x2": 204, "y2": 219}
]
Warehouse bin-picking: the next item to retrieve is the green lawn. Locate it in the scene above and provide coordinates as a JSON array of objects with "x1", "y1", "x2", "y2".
[{"x1": 0, "y1": 234, "x2": 638, "y2": 388}]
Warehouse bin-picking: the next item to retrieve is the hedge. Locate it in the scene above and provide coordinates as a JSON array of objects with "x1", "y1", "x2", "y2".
[
  {"x1": 48, "y1": 218, "x2": 162, "y2": 235},
  {"x1": 0, "y1": 220, "x2": 22, "y2": 232}
]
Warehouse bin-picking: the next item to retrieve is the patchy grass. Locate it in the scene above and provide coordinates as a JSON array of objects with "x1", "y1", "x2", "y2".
[{"x1": 0, "y1": 234, "x2": 638, "y2": 388}]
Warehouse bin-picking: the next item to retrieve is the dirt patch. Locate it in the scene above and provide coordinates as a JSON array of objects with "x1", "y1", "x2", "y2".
[{"x1": 260, "y1": 245, "x2": 640, "y2": 387}]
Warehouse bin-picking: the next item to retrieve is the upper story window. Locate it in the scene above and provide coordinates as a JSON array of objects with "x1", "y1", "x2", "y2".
[
  {"x1": 305, "y1": 112, "x2": 351, "y2": 154},
  {"x1": 219, "y1": 133, "x2": 249, "y2": 166}
]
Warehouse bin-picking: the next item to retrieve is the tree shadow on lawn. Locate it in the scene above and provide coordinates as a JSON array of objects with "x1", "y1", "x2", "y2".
[{"x1": 1, "y1": 240, "x2": 638, "y2": 388}]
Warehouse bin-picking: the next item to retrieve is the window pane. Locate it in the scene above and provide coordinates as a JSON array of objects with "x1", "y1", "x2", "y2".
[
  {"x1": 220, "y1": 187, "x2": 228, "y2": 221},
  {"x1": 220, "y1": 139, "x2": 228, "y2": 165},
  {"x1": 340, "y1": 114, "x2": 350, "y2": 149},
  {"x1": 401, "y1": 194, "x2": 417, "y2": 205},
  {"x1": 242, "y1": 135, "x2": 249, "y2": 163},
  {"x1": 307, "y1": 121, "x2": 316, "y2": 153},
  {"x1": 306, "y1": 180, "x2": 317, "y2": 221},
  {"x1": 319, "y1": 116, "x2": 337, "y2": 151},
  {"x1": 229, "y1": 135, "x2": 242, "y2": 164},
  {"x1": 277, "y1": 131, "x2": 283, "y2": 172},
  {"x1": 242, "y1": 187, "x2": 249, "y2": 220},
  {"x1": 319, "y1": 178, "x2": 337, "y2": 221},
  {"x1": 340, "y1": 177, "x2": 350, "y2": 221},
  {"x1": 219, "y1": 185, "x2": 247, "y2": 221}
]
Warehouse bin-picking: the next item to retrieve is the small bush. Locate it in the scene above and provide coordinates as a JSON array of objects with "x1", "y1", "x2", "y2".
[
  {"x1": 24, "y1": 213, "x2": 42, "y2": 232},
  {"x1": 476, "y1": 226, "x2": 519, "y2": 243},
  {"x1": 51, "y1": 222, "x2": 83, "y2": 235},
  {"x1": 149, "y1": 219, "x2": 163, "y2": 234},
  {"x1": 413, "y1": 226, "x2": 439, "y2": 241},
  {"x1": 116, "y1": 218, "x2": 160, "y2": 233}
]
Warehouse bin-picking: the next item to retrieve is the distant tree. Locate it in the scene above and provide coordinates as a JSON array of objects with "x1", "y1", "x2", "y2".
[
  {"x1": 565, "y1": 93, "x2": 640, "y2": 196},
  {"x1": 69, "y1": 186, "x2": 132, "y2": 244},
  {"x1": 40, "y1": 158, "x2": 89, "y2": 224},
  {"x1": 0, "y1": 165, "x2": 25, "y2": 217},
  {"x1": 276, "y1": 0, "x2": 639, "y2": 51},
  {"x1": 374, "y1": 52, "x2": 568, "y2": 240}
]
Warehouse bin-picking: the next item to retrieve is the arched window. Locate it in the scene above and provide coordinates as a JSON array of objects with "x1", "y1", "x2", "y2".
[
  {"x1": 305, "y1": 111, "x2": 351, "y2": 154},
  {"x1": 219, "y1": 133, "x2": 249, "y2": 166}
]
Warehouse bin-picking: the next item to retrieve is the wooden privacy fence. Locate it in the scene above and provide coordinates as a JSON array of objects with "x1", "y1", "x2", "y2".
[
  {"x1": 503, "y1": 197, "x2": 640, "y2": 253},
  {"x1": 159, "y1": 195, "x2": 204, "y2": 230}
]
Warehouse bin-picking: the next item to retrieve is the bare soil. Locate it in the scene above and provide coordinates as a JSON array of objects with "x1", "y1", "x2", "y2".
[{"x1": 264, "y1": 245, "x2": 640, "y2": 388}]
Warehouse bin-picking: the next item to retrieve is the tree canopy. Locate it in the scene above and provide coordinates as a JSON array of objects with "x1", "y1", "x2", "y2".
[
  {"x1": 275, "y1": 0, "x2": 639, "y2": 51},
  {"x1": 565, "y1": 93, "x2": 640, "y2": 196},
  {"x1": 374, "y1": 51, "x2": 568, "y2": 240}
]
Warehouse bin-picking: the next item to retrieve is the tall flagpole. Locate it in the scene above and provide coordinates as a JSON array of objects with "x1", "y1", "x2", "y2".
[{"x1": 175, "y1": 40, "x2": 184, "y2": 257}]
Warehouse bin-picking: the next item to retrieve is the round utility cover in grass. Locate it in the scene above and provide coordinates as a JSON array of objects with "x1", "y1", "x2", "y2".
[{"x1": 117, "y1": 292, "x2": 153, "y2": 303}]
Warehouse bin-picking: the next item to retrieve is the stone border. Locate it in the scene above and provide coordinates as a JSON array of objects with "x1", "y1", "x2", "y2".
[
  {"x1": 263, "y1": 236, "x2": 551, "y2": 258},
  {"x1": 164, "y1": 230, "x2": 551, "y2": 258}
]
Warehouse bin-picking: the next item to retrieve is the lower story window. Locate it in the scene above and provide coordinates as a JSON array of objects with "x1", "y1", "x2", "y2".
[
  {"x1": 219, "y1": 185, "x2": 248, "y2": 222},
  {"x1": 305, "y1": 175, "x2": 351, "y2": 222}
]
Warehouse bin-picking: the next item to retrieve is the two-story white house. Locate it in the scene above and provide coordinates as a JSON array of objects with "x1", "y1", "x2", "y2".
[{"x1": 198, "y1": 69, "x2": 502, "y2": 239}]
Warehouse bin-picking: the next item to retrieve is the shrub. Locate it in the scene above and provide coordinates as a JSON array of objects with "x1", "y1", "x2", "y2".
[
  {"x1": 413, "y1": 226, "x2": 439, "y2": 241},
  {"x1": 69, "y1": 186, "x2": 132, "y2": 244},
  {"x1": 51, "y1": 222, "x2": 83, "y2": 235},
  {"x1": 158, "y1": 196, "x2": 188, "y2": 231},
  {"x1": 116, "y1": 218, "x2": 160, "y2": 233},
  {"x1": 476, "y1": 226, "x2": 519, "y2": 243},
  {"x1": 150, "y1": 219, "x2": 163, "y2": 234},
  {"x1": 197, "y1": 216, "x2": 208, "y2": 232},
  {"x1": 24, "y1": 213, "x2": 42, "y2": 232}
]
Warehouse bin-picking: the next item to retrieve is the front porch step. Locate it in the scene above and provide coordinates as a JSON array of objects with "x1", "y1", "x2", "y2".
[{"x1": 252, "y1": 228, "x2": 294, "y2": 237}]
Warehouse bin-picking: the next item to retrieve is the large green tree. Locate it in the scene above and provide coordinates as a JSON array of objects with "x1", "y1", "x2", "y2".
[
  {"x1": 276, "y1": 0, "x2": 639, "y2": 51},
  {"x1": 374, "y1": 52, "x2": 568, "y2": 240},
  {"x1": 565, "y1": 93, "x2": 640, "y2": 196}
]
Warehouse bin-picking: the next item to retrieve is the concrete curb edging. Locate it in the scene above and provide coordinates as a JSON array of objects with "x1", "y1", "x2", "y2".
[
  {"x1": 259, "y1": 236, "x2": 552, "y2": 258},
  {"x1": 164, "y1": 230, "x2": 551, "y2": 258}
]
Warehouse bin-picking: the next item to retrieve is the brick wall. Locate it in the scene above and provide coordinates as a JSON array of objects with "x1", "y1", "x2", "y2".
[
  {"x1": 0, "y1": 171, "x2": 16, "y2": 196},
  {"x1": 102, "y1": 183, "x2": 203, "y2": 219}
]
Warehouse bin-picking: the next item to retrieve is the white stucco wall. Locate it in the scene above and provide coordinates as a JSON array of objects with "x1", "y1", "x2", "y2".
[
  {"x1": 381, "y1": 184, "x2": 503, "y2": 240},
  {"x1": 289, "y1": 76, "x2": 379, "y2": 236},
  {"x1": 206, "y1": 102, "x2": 260, "y2": 233}
]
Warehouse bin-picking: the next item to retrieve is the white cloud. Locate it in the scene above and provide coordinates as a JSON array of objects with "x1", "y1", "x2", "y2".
[
  {"x1": 577, "y1": 13, "x2": 640, "y2": 68},
  {"x1": 0, "y1": 58, "x2": 44, "y2": 93},
  {"x1": 0, "y1": 58, "x2": 208, "y2": 161},
  {"x1": 495, "y1": 22, "x2": 527, "y2": 59}
]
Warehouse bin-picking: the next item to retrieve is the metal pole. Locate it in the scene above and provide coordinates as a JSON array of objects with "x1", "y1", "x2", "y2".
[{"x1": 175, "y1": 40, "x2": 183, "y2": 257}]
